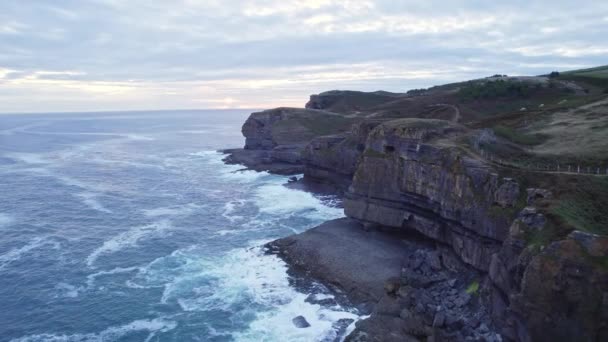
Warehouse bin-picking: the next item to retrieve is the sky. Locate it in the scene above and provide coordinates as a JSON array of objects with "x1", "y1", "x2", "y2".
[{"x1": 0, "y1": 0, "x2": 607, "y2": 113}]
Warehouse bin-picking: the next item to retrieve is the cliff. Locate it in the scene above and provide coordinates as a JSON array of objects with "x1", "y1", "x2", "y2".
[
  {"x1": 223, "y1": 107, "x2": 355, "y2": 174},
  {"x1": 226, "y1": 69, "x2": 608, "y2": 341}
]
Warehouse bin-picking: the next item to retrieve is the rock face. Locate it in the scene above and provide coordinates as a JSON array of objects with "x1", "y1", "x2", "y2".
[
  {"x1": 302, "y1": 119, "x2": 386, "y2": 190},
  {"x1": 490, "y1": 223, "x2": 608, "y2": 342},
  {"x1": 344, "y1": 118, "x2": 516, "y2": 271}
]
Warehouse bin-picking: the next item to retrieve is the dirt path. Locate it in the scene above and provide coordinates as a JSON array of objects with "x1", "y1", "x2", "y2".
[{"x1": 429, "y1": 103, "x2": 461, "y2": 122}]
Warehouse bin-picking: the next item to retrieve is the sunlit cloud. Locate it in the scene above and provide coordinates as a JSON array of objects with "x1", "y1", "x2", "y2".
[{"x1": 0, "y1": 0, "x2": 606, "y2": 112}]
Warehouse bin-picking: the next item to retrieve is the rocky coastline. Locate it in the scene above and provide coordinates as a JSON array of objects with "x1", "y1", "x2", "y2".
[{"x1": 222, "y1": 87, "x2": 608, "y2": 341}]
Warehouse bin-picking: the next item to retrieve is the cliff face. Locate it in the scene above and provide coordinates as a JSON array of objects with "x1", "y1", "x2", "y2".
[
  {"x1": 344, "y1": 119, "x2": 517, "y2": 271},
  {"x1": 338, "y1": 118, "x2": 607, "y2": 341},
  {"x1": 302, "y1": 119, "x2": 385, "y2": 190}
]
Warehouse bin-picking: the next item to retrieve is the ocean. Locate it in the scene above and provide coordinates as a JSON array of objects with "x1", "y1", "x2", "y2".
[{"x1": 0, "y1": 110, "x2": 359, "y2": 342}]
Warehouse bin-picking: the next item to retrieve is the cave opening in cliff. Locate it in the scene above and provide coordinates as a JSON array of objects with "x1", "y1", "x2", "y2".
[{"x1": 384, "y1": 145, "x2": 395, "y2": 153}]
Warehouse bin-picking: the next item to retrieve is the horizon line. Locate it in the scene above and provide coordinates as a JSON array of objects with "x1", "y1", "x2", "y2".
[{"x1": 0, "y1": 107, "x2": 272, "y2": 116}]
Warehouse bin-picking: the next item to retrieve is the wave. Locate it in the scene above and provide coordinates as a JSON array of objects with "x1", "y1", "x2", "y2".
[
  {"x1": 85, "y1": 220, "x2": 172, "y2": 268},
  {"x1": 254, "y1": 182, "x2": 344, "y2": 221},
  {"x1": 0, "y1": 213, "x2": 14, "y2": 227},
  {"x1": 10, "y1": 318, "x2": 177, "y2": 342},
  {"x1": 75, "y1": 192, "x2": 112, "y2": 213},
  {"x1": 86, "y1": 266, "x2": 141, "y2": 288},
  {"x1": 127, "y1": 243, "x2": 360, "y2": 341},
  {"x1": 53, "y1": 282, "x2": 82, "y2": 299},
  {"x1": 141, "y1": 203, "x2": 202, "y2": 218},
  {"x1": 221, "y1": 199, "x2": 246, "y2": 223},
  {"x1": 5, "y1": 152, "x2": 50, "y2": 165},
  {"x1": 0, "y1": 237, "x2": 61, "y2": 271}
]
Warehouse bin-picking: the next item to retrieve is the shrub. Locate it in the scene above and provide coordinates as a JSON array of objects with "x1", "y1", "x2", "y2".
[
  {"x1": 466, "y1": 281, "x2": 480, "y2": 295},
  {"x1": 458, "y1": 79, "x2": 531, "y2": 100}
]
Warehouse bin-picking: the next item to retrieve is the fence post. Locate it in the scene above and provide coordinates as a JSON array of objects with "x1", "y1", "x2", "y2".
[{"x1": 577, "y1": 165, "x2": 580, "y2": 173}]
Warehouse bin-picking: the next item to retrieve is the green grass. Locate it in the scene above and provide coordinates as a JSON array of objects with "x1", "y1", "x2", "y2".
[
  {"x1": 557, "y1": 66, "x2": 608, "y2": 92},
  {"x1": 562, "y1": 65, "x2": 608, "y2": 77},
  {"x1": 296, "y1": 116, "x2": 354, "y2": 136},
  {"x1": 493, "y1": 125, "x2": 548, "y2": 146},
  {"x1": 466, "y1": 281, "x2": 479, "y2": 295},
  {"x1": 549, "y1": 177, "x2": 608, "y2": 235},
  {"x1": 523, "y1": 221, "x2": 561, "y2": 251},
  {"x1": 458, "y1": 79, "x2": 534, "y2": 100}
]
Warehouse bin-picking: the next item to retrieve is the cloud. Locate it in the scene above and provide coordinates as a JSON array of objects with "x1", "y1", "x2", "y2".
[{"x1": 0, "y1": 0, "x2": 607, "y2": 112}]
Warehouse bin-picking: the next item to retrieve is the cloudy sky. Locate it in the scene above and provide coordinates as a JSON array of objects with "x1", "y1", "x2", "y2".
[{"x1": 1, "y1": 0, "x2": 607, "y2": 113}]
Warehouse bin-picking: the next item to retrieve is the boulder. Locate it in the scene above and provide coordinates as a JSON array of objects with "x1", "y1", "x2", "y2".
[
  {"x1": 494, "y1": 178, "x2": 520, "y2": 208},
  {"x1": 292, "y1": 315, "x2": 311, "y2": 328}
]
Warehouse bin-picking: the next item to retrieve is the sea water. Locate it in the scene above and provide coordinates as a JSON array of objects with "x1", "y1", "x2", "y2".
[{"x1": 0, "y1": 110, "x2": 359, "y2": 341}]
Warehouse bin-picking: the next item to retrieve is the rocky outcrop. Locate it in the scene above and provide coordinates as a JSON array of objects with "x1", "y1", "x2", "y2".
[
  {"x1": 489, "y1": 216, "x2": 608, "y2": 341},
  {"x1": 306, "y1": 90, "x2": 404, "y2": 114},
  {"x1": 302, "y1": 119, "x2": 386, "y2": 190},
  {"x1": 224, "y1": 107, "x2": 354, "y2": 174},
  {"x1": 268, "y1": 218, "x2": 500, "y2": 342}
]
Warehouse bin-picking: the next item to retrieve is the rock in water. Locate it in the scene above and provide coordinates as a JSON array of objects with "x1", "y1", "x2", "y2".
[{"x1": 292, "y1": 315, "x2": 311, "y2": 328}]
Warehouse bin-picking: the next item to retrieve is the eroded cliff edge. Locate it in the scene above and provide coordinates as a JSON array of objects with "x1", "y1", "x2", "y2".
[{"x1": 224, "y1": 79, "x2": 608, "y2": 341}]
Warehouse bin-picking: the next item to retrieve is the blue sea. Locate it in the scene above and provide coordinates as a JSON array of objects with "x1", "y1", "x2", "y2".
[{"x1": 0, "y1": 110, "x2": 359, "y2": 342}]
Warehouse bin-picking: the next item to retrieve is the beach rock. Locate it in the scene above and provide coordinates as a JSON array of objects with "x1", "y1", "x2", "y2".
[
  {"x1": 433, "y1": 310, "x2": 446, "y2": 328},
  {"x1": 292, "y1": 315, "x2": 311, "y2": 328},
  {"x1": 267, "y1": 218, "x2": 418, "y2": 303},
  {"x1": 526, "y1": 188, "x2": 552, "y2": 205},
  {"x1": 384, "y1": 277, "x2": 401, "y2": 295}
]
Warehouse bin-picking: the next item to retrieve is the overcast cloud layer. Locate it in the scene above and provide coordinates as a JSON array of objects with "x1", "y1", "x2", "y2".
[{"x1": 1, "y1": 0, "x2": 607, "y2": 113}]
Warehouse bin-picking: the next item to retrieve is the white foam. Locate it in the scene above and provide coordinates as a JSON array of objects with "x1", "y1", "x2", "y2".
[
  {"x1": 142, "y1": 204, "x2": 202, "y2": 218},
  {"x1": 221, "y1": 169, "x2": 270, "y2": 183},
  {"x1": 254, "y1": 182, "x2": 344, "y2": 221},
  {"x1": 221, "y1": 200, "x2": 245, "y2": 223},
  {"x1": 130, "y1": 244, "x2": 361, "y2": 341},
  {"x1": 75, "y1": 192, "x2": 112, "y2": 213},
  {"x1": 310, "y1": 293, "x2": 335, "y2": 301},
  {"x1": 188, "y1": 150, "x2": 227, "y2": 165},
  {"x1": 0, "y1": 213, "x2": 14, "y2": 227},
  {"x1": 0, "y1": 237, "x2": 61, "y2": 271},
  {"x1": 6, "y1": 152, "x2": 49, "y2": 165},
  {"x1": 10, "y1": 318, "x2": 177, "y2": 342},
  {"x1": 125, "y1": 134, "x2": 155, "y2": 141},
  {"x1": 86, "y1": 266, "x2": 141, "y2": 288},
  {"x1": 86, "y1": 220, "x2": 172, "y2": 268},
  {"x1": 53, "y1": 282, "x2": 81, "y2": 298}
]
